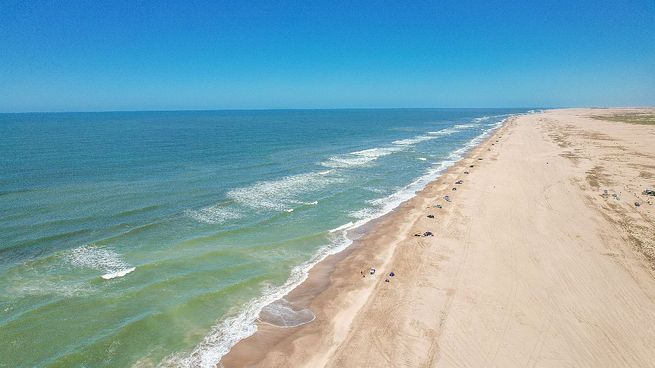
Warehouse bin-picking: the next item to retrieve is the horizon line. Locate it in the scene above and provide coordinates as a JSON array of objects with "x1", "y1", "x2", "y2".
[
  {"x1": 3, "y1": 106, "x2": 653, "y2": 115},
  {"x1": 1, "y1": 106, "x2": 562, "y2": 114}
]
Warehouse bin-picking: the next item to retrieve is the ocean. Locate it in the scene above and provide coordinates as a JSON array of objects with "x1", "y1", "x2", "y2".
[{"x1": 0, "y1": 108, "x2": 528, "y2": 367}]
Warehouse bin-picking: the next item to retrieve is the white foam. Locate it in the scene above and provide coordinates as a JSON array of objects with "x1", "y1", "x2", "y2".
[
  {"x1": 393, "y1": 124, "x2": 477, "y2": 146},
  {"x1": 356, "y1": 118, "x2": 508, "y2": 228},
  {"x1": 321, "y1": 147, "x2": 403, "y2": 168},
  {"x1": 159, "y1": 116, "x2": 511, "y2": 368},
  {"x1": 363, "y1": 186, "x2": 386, "y2": 194},
  {"x1": 418, "y1": 157, "x2": 427, "y2": 161},
  {"x1": 329, "y1": 221, "x2": 354, "y2": 233},
  {"x1": 9, "y1": 278, "x2": 95, "y2": 297},
  {"x1": 427, "y1": 128, "x2": 453, "y2": 136},
  {"x1": 101, "y1": 267, "x2": 136, "y2": 280},
  {"x1": 185, "y1": 206, "x2": 241, "y2": 224},
  {"x1": 68, "y1": 245, "x2": 135, "y2": 280},
  {"x1": 227, "y1": 171, "x2": 342, "y2": 211},
  {"x1": 453, "y1": 123, "x2": 479, "y2": 129},
  {"x1": 323, "y1": 118, "x2": 496, "y2": 171},
  {"x1": 348, "y1": 207, "x2": 376, "y2": 220},
  {"x1": 392, "y1": 135, "x2": 435, "y2": 145}
]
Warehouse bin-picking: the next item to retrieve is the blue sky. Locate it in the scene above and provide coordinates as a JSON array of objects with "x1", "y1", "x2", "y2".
[{"x1": 1, "y1": 0, "x2": 654, "y2": 112}]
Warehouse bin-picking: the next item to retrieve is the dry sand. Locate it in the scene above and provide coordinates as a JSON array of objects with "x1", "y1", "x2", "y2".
[{"x1": 220, "y1": 108, "x2": 655, "y2": 368}]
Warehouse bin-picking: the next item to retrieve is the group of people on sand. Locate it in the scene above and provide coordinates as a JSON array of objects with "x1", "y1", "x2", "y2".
[
  {"x1": 357, "y1": 162, "x2": 481, "y2": 286},
  {"x1": 412, "y1": 162, "x2": 479, "y2": 239},
  {"x1": 360, "y1": 268, "x2": 395, "y2": 283}
]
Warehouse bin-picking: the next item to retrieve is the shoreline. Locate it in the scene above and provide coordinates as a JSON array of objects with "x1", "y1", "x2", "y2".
[
  {"x1": 220, "y1": 108, "x2": 655, "y2": 367},
  {"x1": 218, "y1": 115, "x2": 517, "y2": 367}
]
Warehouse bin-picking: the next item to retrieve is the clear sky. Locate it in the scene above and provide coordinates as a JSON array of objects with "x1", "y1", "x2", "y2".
[{"x1": 1, "y1": 0, "x2": 654, "y2": 112}]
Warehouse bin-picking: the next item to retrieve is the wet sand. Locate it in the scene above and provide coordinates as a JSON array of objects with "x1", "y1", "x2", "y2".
[{"x1": 220, "y1": 108, "x2": 655, "y2": 367}]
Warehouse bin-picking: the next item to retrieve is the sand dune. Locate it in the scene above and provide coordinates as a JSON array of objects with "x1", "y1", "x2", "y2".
[{"x1": 221, "y1": 109, "x2": 655, "y2": 368}]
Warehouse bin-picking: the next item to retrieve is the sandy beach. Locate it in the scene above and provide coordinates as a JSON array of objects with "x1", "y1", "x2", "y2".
[
  {"x1": 220, "y1": 108, "x2": 655, "y2": 368},
  {"x1": 3, "y1": 2, "x2": 653, "y2": 366}
]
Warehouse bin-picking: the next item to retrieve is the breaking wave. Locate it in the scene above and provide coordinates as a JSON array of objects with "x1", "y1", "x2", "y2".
[
  {"x1": 227, "y1": 171, "x2": 341, "y2": 211},
  {"x1": 393, "y1": 124, "x2": 479, "y2": 146},
  {"x1": 321, "y1": 147, "x2": 404, "y2": 168},
  {"x1": 365, "y1": 119, "x2": 506, "y2": 221},
  {"x1": 68, "y1": 245, "x2": 135, "y2": 280}
]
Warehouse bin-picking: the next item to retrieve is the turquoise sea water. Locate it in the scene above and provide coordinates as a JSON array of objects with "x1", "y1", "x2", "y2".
[{"x1": 0, "y1": 109, "x2": 527, "y2": 367}]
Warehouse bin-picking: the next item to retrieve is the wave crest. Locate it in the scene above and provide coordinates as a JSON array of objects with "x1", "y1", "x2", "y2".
[
  {"x1": 185, "y1": 206, "x2": 241, "y2": 224},
  {"x1": 393, "y1": 124, "x2": 478, "y2": 146},
  {"x1": 321, "y1": 147, "x2": 403, "y2": 168},
  {"x1": 227, "y1": 171, "x2": 341, "y2": 211},
  {"x1": 68, "y1": 245, "x2": 135, "y2": 280}
]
